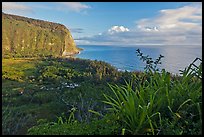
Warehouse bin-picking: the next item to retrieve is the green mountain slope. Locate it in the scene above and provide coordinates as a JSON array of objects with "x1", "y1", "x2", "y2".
[{"x1": 2, "y1": 12, "x2": 79, "y2": 58}]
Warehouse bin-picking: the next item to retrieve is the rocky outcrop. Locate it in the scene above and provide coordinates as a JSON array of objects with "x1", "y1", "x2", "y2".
[{"x1": 2, "y1": 12, "x2": 79, "y2": 58}]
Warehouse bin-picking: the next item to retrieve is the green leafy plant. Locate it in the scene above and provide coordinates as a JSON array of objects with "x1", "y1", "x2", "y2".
[
  {"x1": 103, "y1": 80, "x2": 163, "y2": 135},
  {"x1": 136, "y1": 48, "x2": 164, "y2": 72},
  {"x1": 103, "y1": 49, "x2": 202, "y2": 135}
]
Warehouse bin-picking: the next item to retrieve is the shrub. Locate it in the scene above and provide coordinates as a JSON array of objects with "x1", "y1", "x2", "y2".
[{"x1": 27, "y1": 113, "x2": 121, "y2": 135}]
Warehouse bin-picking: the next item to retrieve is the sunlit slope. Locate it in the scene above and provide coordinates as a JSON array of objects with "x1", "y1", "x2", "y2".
[{"x1": 2, "y1": 12, "x2": 79, "y2": 58}]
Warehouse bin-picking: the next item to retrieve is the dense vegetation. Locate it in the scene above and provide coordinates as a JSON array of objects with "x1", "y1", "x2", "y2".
[
  {"x1": 2, "y1": 49, "x2": 202, "y2": 135},
  {"x1": 2, "y1": 13, "x2": 80, "y2": 58},
  {"x1": 2, "y1": 57, "x2": 130, "y2": 135}
]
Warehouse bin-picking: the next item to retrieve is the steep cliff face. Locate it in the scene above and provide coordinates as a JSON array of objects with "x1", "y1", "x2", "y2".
[{"x1": 2, "y1": 12, "x2": 79, "y2": 58}]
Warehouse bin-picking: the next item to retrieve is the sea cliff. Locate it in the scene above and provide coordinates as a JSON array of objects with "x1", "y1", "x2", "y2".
[{"x1": 2, "y1": 12, "x2": 80, "y2": 58}]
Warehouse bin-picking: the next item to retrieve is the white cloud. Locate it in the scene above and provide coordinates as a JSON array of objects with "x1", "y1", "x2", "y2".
[
  {"x1": 138, "y1": 26, "x2": 159, "y2": 32},
  {"x1": 2, "y1": 2, "x2": 33, "y2": 13},
  {"x1": 137, "y1": 4, "x2": 202, "y2": 32},
  {"x1": 136, "y1": 3, "x2": 202, "y2": 45},
  {"x1": 59, "y1": 2, "x2": 90, "y2": 12},
  {"x1": 108, "y1": 26, "x2": 130, "y2": 34},
  {"x1": 2, "y1": 2, "x2": 91, "y2": 15},
  {"x1": 77, "y1": 3, "x2": 202, "y2": 46},
  {"x1": 76, "y1": 25, "x2": 132, "y2": 45}
]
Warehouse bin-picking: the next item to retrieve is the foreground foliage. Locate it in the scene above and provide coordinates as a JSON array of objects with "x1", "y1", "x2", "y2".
[
  {"x1": 2, "y1": 57, "x2": 127, "y2": 135},
  {"x1": 103, "y1": 51, "x2": 202, "y2": 135},
  {"x1": 2, "y1": 51, "x2": 202, "y2": 135}
]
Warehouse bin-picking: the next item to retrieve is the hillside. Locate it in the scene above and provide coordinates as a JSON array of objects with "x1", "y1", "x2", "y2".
[
  {"x1": 2, "y1": 12, "x2": 80, "y2": 58},
  {"x1": 2, "y1": 57, "x2": 202, "y2": 135}
]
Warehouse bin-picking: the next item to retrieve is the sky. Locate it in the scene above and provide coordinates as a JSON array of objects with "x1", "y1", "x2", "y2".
[{"x1": 2, "y1": 2, "x2": 202, "y2": 46}]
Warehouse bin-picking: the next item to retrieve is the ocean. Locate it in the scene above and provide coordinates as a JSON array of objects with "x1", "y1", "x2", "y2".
[{"x1": 76, "y1": 45, "x2": 202, "y2": 75}]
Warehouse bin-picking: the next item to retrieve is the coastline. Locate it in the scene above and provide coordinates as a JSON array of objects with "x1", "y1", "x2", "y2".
[{"x1": 62, "y1": 47, "x2": 83, "y2": 58}]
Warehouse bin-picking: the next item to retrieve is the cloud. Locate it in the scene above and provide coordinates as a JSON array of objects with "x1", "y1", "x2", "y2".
[
  {"x1": 2, "y1": 2, "x2": 91, "y2": 15},
  {"x1": 70, "y1": 28, "x2": 84, "y2": 33},
  {"x1": 76, "y1": 29, "x2": 168, "y2": 45},
  {"x1": 2, "y1": 2, "x2": 33, "y2": 14},
  {"x1": 76, "y1": 25, "x2": 133, "y2": 45},
  {"x1": 108, "y1": 26, "x2": 130, "y2": 34},
  {"x1": 58, "y1": 2, "x2": 90, "y2": 12},
  {"x1": 77, "y1": 3, "x2": 202, "y2": 46},
  {"x1": 137, "y1": 4, "x2": 202, "y2": 32},
  {"x1": 136, "y1": 3, "x2": 202, "y2": 45}
]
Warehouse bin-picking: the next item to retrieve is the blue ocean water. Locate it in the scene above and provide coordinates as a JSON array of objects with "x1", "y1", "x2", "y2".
[{"x1": 76, "y1": 45, "x2": 202, "y2": 74}]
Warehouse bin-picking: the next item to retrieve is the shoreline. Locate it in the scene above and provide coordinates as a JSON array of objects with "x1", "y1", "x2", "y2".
[{"x1": 62, "y1": 47, "x2": 83, "y2": 58}]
